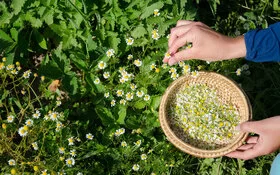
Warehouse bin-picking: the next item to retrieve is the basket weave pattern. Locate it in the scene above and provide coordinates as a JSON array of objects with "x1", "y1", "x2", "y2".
[{"x1": 159, "y1": 72, "x2": 252, "y2": 158}]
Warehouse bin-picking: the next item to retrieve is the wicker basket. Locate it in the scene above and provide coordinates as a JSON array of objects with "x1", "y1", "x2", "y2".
[{"x1": 159, "y1": 71, "x2": 252, "y2": 158}]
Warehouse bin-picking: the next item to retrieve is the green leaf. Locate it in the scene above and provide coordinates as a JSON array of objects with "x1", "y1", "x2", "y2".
[
  {"x1": 0, "y1": 30, "x2": 13, "y2": 43},
  {"x1": 117, "y1": 105, "x2": 127, "y2": 124},
  {"x1": 0, "y1": 30, "x2": 15, "y2": 53},
  {"x1": 11, "y1": 0, "x2": 26, "y2": 15},
  {"x1": 140, "y1": 2, "x2": 164, "y2": 19},
  {"x1": 131, "y1": 25, "x2": 147, "y2": 39},
  {"x1": 63, "y1": 74, "x2": 78, "y2": 95},
  {"x1": 33, "y1": 29, "x2": 48, "y2": 50},
  {"x1": 69, "y1": 52, "x2": 88, "y2": 71},
  {"x1": 43, "y1": 9, "x2": 54, "y2": 25},
  {"x1": 95, "y1": 105, "x2": 115, "y2": 125},
  {"x1": 134, "y1": 100, "x2": 146, "y2": 109},
  {"x1": 151, "y1": 95, "x2": 161, "y2": 110}
]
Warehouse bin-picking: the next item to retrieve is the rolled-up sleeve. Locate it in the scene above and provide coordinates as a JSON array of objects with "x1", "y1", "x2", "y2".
[{"x1": 245, "y1": 22, "x2": 280, "y2": 62}]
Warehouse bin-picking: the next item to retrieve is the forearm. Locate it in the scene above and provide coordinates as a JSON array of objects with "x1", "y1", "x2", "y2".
[{"x1": 245, "y1": 22, "x2": 280, "y2": 62}]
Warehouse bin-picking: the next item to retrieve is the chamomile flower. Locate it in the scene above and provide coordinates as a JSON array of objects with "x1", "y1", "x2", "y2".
[
  {"x1": 49, "y1": 111, "x2": 60, "y2": 121},
  {"x1": 111, "y1": 99, "x2": 116, "y2": 107},
  {"x1": 126, "y1": 37, "x2": 134, "y2": 45},
  {"x1": 136, "y1": 90, "x2": 144, "y2": 98},
  {"x1": 56, "y1": 121, "x2": 63, "y2": 132},
  {"x1": 115, "y1": 128, "x2": 125, "y2": 137},
  {"x1": 6, "y1": 64, "x2": 15, "y2": 70},
  {"x1": 191, "y1": 70, "x2": 199, "y2": 77},
  {"x1": 32, "y1": 110, "x2": 41, "y2": 119},
  {"x1": 103, "y1": 72, "x2": 110, "y2": 79},
  {"x1": 164, "y1": 52, "x2": 171, "y2": 59},
  {"x1": 169, "y1": 67, "x2": 177, "y2": 74},
  {"x1": 77, "y1": 173, "x2": 83, "y2": 175},
  {"x1": 130, "y1": 83, "x2": 137, "y2": 91},
  {"x1": 171, "y1": 72, "x2": 179, "y2": 80},
  {"x1": 150, "y1": 63, "x2": 156, "y2": 70},
  {"x1": 94, "y1": 78, "x2": 100, "y2": 84},
  {"x1": 2, "y1": 57, "x2": 6, "y2": 62},
  {"x1": 7, "y1": 115, "x2": 15, "y2": 123},
  {"x1": 116, "y1": 90, "x2": 124, "y2": 97},
  {"x1": 153, "y1": 9, "x2": 160, "y2": 16},
  {"x1": 132, "y1": 164, "x2": 140, "y2": 171},
  {"x1": 120, "y1": 99, "x2": 127, "y2": 105},
  {"x1": 86, "y1": 133, "x2": 94, "y2": 140},
  {"x1": 106, "y1": 49, "x2": 115, "y2": 58},
  {"x1": 162, "y1": 63, "x2": 168, "y2": 69},
  {"x1": 59, "y1": 147, "x2": 65, "y2": 154},
  {"x1": 0, "y1": 62, "x2": 5, "y2": 69},
  {"x1": 134, "y1": 140, "x2": 142, "y2": 147},
  {"x1": 133, "y1": 59, "x2": 142, "y2": 67},
  {"x1": 8, "y1": 159, "x2": 16, "y2": 166},
  {"x1": 68, "y1": 137, "x2": 75, "y2": 146},
  {"x1": 104, "y1": 92, "x2": 110, "y2": 98},
  {"x1": 25, "y1": 119, "x2": 34, "y2": 126},
  {"x1": 141, "y1": 154, "x2": 147, "y2": 160},
  {"x1": 236, "y1": 68, "x2": 242, "y2": 76},
  {"x1": 183, "y1": 64, "x2": 191, "y2": 74},
  {"x1": 143, "y1": 94, "x2": 150, "y2": 101},
  {"x1": 178, "y1": 61, "x2": 185, "y2": 67},
  {"x1": 125, "y1": 92, "x2": 134, "y2": 101},
  {"x1": 98, "y1": 61, "x2": 107, "y2": 70},
  {"x1": 41, "y1": 169, "x2": 49, "y2": 175},
  {"x1": 65, "y1": 157, "x2": 75, "y2": 167},
  {"x1": 11, "y1": 69, "x2": 18, "y2": 75},
  {"x1": 121, "y1": 141, "x2": 127, "y2": 147},
  {"x1": 23, "y1": 70, "x2": 32, "y2": 79},
  {"x1": 155, "y1": 68, "x2": 160, "y2": 73},
  {"x1": 70, "y1": 149, "x2": 76, "y2": 157},
  {"x1": 18, "y1": 126, "x2": 28, "y2": 137},
  {"x1": 32, "y1": 142, "x2": 39, "y2": 150},
  {"x1": 127, "y1": 54, "x2": 133, "y2": 60},
  {"x1": 152, "y1": 29, "x2": 160, "y2": 40}
]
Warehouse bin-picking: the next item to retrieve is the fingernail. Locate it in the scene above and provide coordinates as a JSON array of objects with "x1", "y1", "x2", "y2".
[{"x1": 235, "y1": 125, "x2": 240, "y2": 131}]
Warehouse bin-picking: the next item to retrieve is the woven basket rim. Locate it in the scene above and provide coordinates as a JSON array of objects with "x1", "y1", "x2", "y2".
[{"x1": 159, "y1": 71, "x2": 252, "y2": 158}]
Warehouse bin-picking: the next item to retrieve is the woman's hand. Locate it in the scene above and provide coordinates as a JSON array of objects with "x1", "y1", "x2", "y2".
[
  {"x1": 164, "y1": 20, "x2": 246, "y2": 65},
  {"x1": 226, "y1": 116, "x2": 280, "y2": 160}
]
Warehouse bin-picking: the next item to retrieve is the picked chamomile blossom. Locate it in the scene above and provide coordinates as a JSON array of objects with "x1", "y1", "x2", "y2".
[{"x1": 169, "y1": 83, "x2": 240, "y2": 150}]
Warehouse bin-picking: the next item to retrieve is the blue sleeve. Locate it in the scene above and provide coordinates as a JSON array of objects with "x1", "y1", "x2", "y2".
[{"x1": 245, "y1": 22, "x2": 280, "y2": 62}]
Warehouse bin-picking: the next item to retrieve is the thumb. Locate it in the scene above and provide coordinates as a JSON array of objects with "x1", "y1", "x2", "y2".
[{"x1": 236, "y1": 121, "x2": 261, "y2": 134}]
